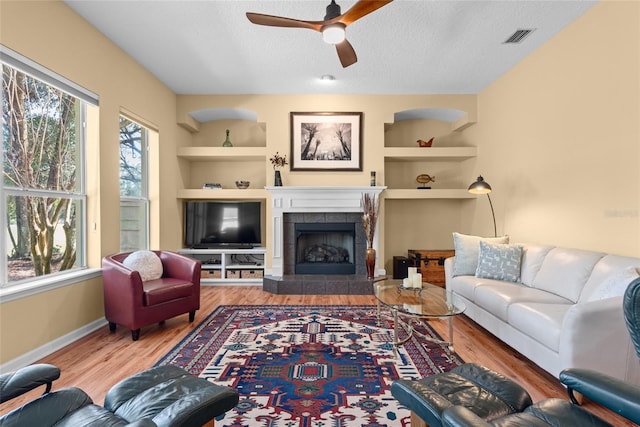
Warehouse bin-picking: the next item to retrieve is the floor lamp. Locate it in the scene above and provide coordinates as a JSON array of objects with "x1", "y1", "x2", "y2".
[{"x1": 468, "y1": 176, "x2": 497, "y2": 237}]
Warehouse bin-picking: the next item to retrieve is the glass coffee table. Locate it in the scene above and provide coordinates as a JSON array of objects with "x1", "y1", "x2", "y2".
[{"x1": 373, "y1": 279, "x2": 465, "y2": 352}]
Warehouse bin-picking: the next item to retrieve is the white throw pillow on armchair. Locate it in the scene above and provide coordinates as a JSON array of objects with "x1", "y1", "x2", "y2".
[{"x1": 123, "y1": 250, "x2": 163, "y2": 281}]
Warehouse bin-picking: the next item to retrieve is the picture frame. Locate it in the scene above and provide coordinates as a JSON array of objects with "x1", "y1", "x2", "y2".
[{"x1": 290, "y1": 112, "x2": 363, "y2": 171}]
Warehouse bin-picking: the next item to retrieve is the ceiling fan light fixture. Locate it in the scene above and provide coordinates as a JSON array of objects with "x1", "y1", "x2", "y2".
[{"x1": 322, "y1": 23, "x2": 346, "y2": 44}]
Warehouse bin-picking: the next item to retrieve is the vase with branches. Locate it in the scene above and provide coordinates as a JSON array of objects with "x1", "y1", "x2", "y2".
[
  {"x1": 269, "y1": 152, "x2": 288, "y2": 186},
  {"x1": 362, "y1": 193, "x2": 380, "y2": 278}
]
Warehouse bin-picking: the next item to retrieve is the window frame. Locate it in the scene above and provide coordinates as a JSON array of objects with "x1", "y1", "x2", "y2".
[
  {"x1": 119, "y1": 115, "x2": 150, "y2": 252},
  {"x1": 1, "y1": 45, "x2": 98, "y2": 293}
]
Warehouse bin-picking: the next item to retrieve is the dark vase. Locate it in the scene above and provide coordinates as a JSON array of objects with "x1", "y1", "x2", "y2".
[
  {"x1": 274, "y1": 170, "x2": 283, "y2": 186},
  {"x1": 365, "y1": 247, "x2": 376, "y2": 279}
]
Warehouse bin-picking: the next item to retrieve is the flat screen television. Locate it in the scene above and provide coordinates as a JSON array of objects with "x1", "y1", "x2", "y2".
[{"x1": 184, "y1": 201, "x2": 262, "y2": 249}]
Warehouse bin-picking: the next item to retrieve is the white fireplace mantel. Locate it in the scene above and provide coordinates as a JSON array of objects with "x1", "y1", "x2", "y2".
[{"x1": 265, "y1": 186, "x2": 386, "y2": 277}]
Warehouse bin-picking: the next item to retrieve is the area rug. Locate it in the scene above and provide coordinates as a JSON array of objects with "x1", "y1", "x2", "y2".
[{"x1": 156, "y1": 305, "x2": 463, "y2": 427}]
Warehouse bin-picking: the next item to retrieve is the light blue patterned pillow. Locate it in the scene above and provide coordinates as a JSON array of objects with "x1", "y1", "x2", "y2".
[
  {"x1": 452, "y1": 232, "x2": 510, "y2": 276},
  {"x1": 475, "y1": 241, "x2": 523, "y2": 282}
]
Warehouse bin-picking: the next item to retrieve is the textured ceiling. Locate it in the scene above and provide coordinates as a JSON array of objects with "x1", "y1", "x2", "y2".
[{"x1": 65, "y1": 0, "x2": 596, "y2": 96}]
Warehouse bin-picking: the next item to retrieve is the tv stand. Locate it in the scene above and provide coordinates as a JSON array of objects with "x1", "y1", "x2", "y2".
[
  {"x1": 199, "y1": 243, "x2": 254, "y2": 250},
  {"x1": 178, "y1": 247, "x2": 266, "y2": 285}
]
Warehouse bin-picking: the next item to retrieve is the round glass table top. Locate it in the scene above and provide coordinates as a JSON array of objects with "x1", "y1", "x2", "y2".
[{"x1": 373, "y1": 279, "x2": 465, "y2": 318}]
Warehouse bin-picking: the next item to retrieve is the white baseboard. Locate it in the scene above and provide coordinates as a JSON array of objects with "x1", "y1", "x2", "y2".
[{"x1": 0, "y1": 318, "x2": 107, "y2": 374}]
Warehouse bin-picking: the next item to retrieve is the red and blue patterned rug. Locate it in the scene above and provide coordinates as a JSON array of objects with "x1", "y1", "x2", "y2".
[{"x1": 156, "y1": 305, "x2": 463, "y2": 427}]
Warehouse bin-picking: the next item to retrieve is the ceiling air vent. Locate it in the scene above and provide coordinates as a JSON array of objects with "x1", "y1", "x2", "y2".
[{"x1": 504, "y1": 29, "x2": 535, "y2": 44}]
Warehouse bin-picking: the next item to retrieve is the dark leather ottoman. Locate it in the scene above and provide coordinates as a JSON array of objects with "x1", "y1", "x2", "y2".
[{"x1": 391, "y1": 363, "x2": 532, "y2": 427}]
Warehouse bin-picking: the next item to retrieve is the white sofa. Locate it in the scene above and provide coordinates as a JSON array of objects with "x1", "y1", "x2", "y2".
[{"x1": 445, "y1": 243, "x2": 640, "y2": 385}]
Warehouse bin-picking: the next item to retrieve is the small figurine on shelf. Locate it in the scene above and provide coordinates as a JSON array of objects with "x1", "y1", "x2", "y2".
[
  {"x1": 416, "y1": 174, "x2": 435, "y2": 189},
  {"x1": 417, "y1": 137, "x2": 434, "y2": 147},
  {"x1": 222, "y1": 129, "x2": 233, "y2": 147}
]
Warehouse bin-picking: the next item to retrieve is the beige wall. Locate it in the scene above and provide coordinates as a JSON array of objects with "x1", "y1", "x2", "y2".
[
  {"x1": 0, "y1": 0, "x2": 187, "y2": 364},
  {"x1": 1, "y1": 0, "x2": 638, "y2": 366},
  {"x1": 465, "y1": 0, "x2": 639, "y2": 256}
]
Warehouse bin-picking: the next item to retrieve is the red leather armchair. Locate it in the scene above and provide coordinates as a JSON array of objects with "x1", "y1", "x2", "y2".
[{"x1": 102, "y1": 251, "x2": 201, "y2": 341}]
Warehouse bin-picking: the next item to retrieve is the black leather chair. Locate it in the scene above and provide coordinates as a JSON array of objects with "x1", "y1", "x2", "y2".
[
  {"x1": 0, "y1": 364, "x2": 239, "y2": 427},
  {"x1": 392, "y1": 276, "x2": 640, "y2": 427}
]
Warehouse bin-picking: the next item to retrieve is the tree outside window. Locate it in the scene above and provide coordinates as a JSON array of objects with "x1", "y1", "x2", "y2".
[
  {"x1": 119, "y1": 116, "x2": 149, "y2": 251},
  {"x1": 2, "y1": 64, "x2": 85, "y2": 284}
]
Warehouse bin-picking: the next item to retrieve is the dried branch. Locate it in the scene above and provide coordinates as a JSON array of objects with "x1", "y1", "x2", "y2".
[
  {"x1": 361, "y1": 193, "x2": 380, "y2": 248},
  {"x1": 269, "y1": 152, "x2": 288, "y2": 169}
]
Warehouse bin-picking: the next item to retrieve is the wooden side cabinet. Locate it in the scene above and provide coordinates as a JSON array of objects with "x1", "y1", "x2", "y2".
[{"x1": 408, "y1": 249, "x2": 455, "y2": 288}]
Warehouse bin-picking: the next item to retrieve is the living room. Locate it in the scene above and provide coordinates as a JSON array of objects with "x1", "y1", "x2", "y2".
[{"x1": 1, "y1": 0, "x2": 639, "y2": 425}]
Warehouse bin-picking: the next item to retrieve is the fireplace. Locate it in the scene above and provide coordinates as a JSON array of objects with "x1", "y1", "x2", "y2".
[
  {"x1": 294, "y1": 222, "x2": 356, "y2": 275},
  {"x1": 264, "y1": 186, "x2": 385, "y2": 294}
]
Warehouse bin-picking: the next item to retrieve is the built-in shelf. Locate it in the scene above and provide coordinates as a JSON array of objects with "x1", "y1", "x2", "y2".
[
  {"x1": 177, "y1": 146, "x2": 267, "y2": 161},
  {"x1": 179, "y1": 247, "x2": 266, "y2": 284},
  {"x1": 383, "y1": 146, "x2": 476, "y2": 198},
  {"x1": 177, "y1": 189, "x2": 268, "y2": 199},
  {"x1": 383, "y1": 189, "x2": 475, "y2": 199},
  {"x1": 384, "y1": 147, "x2": 477, "y2": 161}
]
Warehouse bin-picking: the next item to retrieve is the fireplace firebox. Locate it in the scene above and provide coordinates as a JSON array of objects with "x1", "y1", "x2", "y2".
[{"x1": 294, "y1": 223, "x2": 355, "y2": 275}]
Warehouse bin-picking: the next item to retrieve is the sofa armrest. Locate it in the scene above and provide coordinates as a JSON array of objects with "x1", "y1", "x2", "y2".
[
  {"x1": 158, "y1": 251, "x2": 201, "y2": 285},
  {"x1": 444, "y1": 257, "x2": 455, "y2": 288},
  {"x1": 442, "y1": 406, "x2": 493, "y2": 427},
  {"x1": 560, "y1": 368, "x2": 640, "y2": 425},
  {"x1": 560, "y1": 297, "x2": 633, "y2": 379},
  {"x1": 102, "y1": 256, "x2": 146, "y2": 314},
  {"x1": 0, "y1": 364, "x2": 60, "y2": 403}
]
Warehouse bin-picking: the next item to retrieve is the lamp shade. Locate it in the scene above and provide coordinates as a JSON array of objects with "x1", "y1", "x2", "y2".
[{"x1": 468, "y1": 176, "x2": 492, "y2": 194}]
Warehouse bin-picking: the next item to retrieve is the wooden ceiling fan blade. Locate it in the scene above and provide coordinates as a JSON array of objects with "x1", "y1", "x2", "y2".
[
  {"x1": 336, "y1": 0, "x2": 393, "y2": 26},
  {"x1": 246, "y1": 12, "x2": 323, "y2": 31},
  {"x1": 336, "y1": 39, "x2": 357, "y2": 68}
]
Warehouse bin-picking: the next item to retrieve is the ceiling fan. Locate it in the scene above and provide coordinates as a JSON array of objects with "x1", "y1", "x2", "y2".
[{"x1": 246, "y1": 0, "x2": 393, "y2": 68}]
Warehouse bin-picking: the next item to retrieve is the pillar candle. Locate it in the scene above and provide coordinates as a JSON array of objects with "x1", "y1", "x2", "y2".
[
  {"x1": 402, "y1": 277, "x2": 411, "y2": 288},
  {"x1": 408, "y1": 267, "x2": 417, "y2": 278},
  {"x1": 413, "y1": 273, "x2": 422, "y2": 288}
]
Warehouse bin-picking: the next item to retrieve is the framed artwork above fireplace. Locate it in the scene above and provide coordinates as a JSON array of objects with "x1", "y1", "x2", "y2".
[{"x1": 290, "y1": 112, "x2": 362, "y2": 171}]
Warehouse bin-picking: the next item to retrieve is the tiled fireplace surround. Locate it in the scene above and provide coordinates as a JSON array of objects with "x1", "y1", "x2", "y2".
[{"x1": 263, "y1": 186, "x2": 385, "y2": 295}]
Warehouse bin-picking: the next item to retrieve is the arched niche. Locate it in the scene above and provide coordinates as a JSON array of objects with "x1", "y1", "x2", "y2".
[
  {"x1": 178, "y1": 107, "x2": 264, "y2": 134},
  {"x1": 386, "y1": 107, "x2": 475, "y2": 133},
  {"x1": 189, "y1": 107, "x2": 258, "y2": 123}
]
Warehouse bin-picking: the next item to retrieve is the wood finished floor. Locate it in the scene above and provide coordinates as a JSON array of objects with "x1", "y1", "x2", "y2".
[{"x1": 1, "y1": 285, "x2": 633, "y2": 426}]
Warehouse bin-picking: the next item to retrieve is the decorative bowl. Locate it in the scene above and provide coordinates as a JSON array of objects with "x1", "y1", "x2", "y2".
[{"x1": 235, "y1": 180, "x2": 250, "y2": 189}]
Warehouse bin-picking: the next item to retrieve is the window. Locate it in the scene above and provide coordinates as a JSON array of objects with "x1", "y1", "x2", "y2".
[
  {"x1": 1, "y1": 47, "x2": 96, "y2": 287},
  {"x1": 119, "y1": 116, "x2": 149, "y2": 251}
]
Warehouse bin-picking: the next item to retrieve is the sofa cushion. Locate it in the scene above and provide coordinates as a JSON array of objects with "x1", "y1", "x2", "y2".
[
  {"x1": 476, "y1": 242, "x2": 523, "y2": 282},
  {"x1": 447, "y1": 275, "x2": 514, "y2": 303},
  {"x1": 587, "y1": 266, "x2": 640, "y2": 302},
  {"x1": 531, "y1": 248, "x2": 605, "y2": 303},
  {"x1": 452, "y1": 233, "x2": 509, "y2": 277},
  {"x1": 507, "y1": 303, "x2": 572, "y2": 352},
  {"x1": 474, "y1": 284, "x2": 571, "y2": 322},
  {"x1": 123, "y1": 250, "x2": 163, "y2": 282},
  {"x1": 519, "y1": 245, "x2": 554, "y2": 286},
  {"x1": 579, "y1": 255, "x2": 640, "y2": 302},
  {"x1": 143, "y1": 278, "x2": 194, "y2": 306}
]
